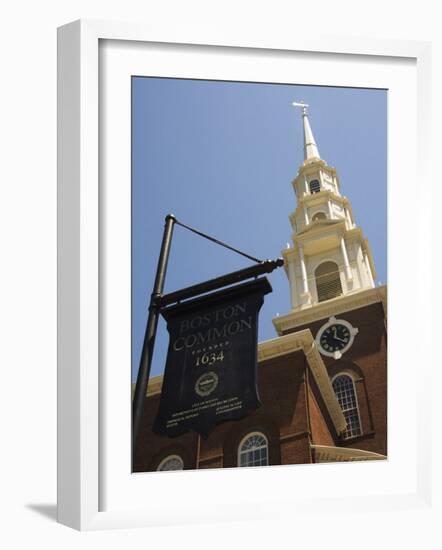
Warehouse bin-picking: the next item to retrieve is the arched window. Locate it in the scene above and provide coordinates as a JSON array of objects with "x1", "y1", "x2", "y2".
[
  {"x1": 312, "y1": 211, "x2": 327, "y2": 222},
  {"x1": 309, "y1": 179, "x2": 321, "y2": 194},
  {"x1": 315, "y1": 261, "x2": 343, "y2": 302},
  {"x1": 238, "y1": 432, "x2": 269, "y2": 467},
  {"x1": 332, "y1": 374, "x2": 362, "y2": 439},
  {"x1": 157, "y1": 455, "x2": 184, "y2": 471}
]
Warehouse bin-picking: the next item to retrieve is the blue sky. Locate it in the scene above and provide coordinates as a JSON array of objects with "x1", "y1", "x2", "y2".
[{"x1": 132, "y1": 77, "x2": 387, "y2": 380}]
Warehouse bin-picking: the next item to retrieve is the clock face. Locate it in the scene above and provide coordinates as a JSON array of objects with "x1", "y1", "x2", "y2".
[
  {"x1": 319, "y1": 323, "x2": 351, "y2": 354},
  {"x1": 315, "y1": 317, "x2": 358, "y2": 358}
]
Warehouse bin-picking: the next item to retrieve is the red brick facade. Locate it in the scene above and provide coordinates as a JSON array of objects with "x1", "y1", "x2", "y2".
[
  {"x1": 289, "y1": 302, "x2": 387, "y2": 456},
  {"x1": 133, "y1": 300, "x2": 387, "y2": 472}
]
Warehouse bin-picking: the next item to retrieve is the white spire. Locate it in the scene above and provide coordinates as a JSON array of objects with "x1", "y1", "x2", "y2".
[{"x1": 292, "y1": 101, "x2": 320, "y2": 161}]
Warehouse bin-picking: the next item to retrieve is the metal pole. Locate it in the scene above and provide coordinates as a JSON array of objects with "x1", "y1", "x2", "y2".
[{"x1": 132, "y1": 214, "x2": 176, "y2": 460}]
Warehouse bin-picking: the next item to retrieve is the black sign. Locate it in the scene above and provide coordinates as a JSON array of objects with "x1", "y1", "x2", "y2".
[{"x1": 153, "y1": 277, "x2": 272, "y2": 438}]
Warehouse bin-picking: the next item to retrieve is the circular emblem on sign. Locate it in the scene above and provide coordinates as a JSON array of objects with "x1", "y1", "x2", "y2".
[{"x1": 195, "y1": 371, "x2": 219, "y2": 397}]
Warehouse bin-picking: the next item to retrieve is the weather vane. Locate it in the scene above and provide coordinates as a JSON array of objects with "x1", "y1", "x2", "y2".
[{"x1": 292, "y1": 101, "x2": 309, "y2": 115}]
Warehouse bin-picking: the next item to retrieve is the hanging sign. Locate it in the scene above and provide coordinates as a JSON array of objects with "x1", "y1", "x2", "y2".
[{"x1": 153, "y1": 277, "x2": 272, "y2": 438}]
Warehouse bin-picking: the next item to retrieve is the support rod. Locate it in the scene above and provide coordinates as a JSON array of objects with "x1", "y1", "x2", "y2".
[{"x1": 174, "y1": 219, "x2": 262, "y2": 263}]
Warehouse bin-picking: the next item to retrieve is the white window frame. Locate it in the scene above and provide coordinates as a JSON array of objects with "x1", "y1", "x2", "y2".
[
  {"x1": 331, "y1": 372, "x2": 363, "y2": 439},
  {"x1": 156, "y1": 454, "x2": 184, "y2": 471},
  {"x1": 238, "y1": 432, "x2": 269, "y2": 467}
]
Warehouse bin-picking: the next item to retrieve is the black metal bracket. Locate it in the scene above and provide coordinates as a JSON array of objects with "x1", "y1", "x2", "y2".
[{"x1": 155, "y1": 258, "x2": 284, "y2": 308}]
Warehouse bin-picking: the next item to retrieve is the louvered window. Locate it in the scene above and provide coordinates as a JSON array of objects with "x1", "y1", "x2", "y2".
[
  {"x1": 315, "y1": 261, "x2": 342, "y2": 302},
  {"x1": 309, "y1": 179, "x2": 320, "y2": 193}
]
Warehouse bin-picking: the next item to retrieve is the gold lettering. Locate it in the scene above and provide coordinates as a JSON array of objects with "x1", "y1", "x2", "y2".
[
  {"x1": 173, "y1": 309, "x2": 253, "y2": 351},
  {"x1": 173, "y1": 337, "x2": 185, "y2": 351}
]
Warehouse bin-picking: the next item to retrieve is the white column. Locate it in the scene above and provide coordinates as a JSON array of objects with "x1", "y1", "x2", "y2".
[
  {"x1": 319, "y1": 170, "x2": 325, "y2": 189},
  {"x1": 345, "y1": 207, "x2": 353, "y2": 228},
  {"x1": 327, "y1": 199, "x2": 333, "y2": 219},
  {"x1": 298, "y1": 244, "x2": 309, "y2": 294},
  {"x1": 288, "y1": 259, "x2": 299, "y2": 308},
  {"x1": 304, "y1": 176, "x2": 309, "y2": 196},
  {"x1": 364, "y1": 252, "x2": 375, "y2": 287},
  {"x1": 303, "y1": 207, "x2": 309, "y2": 226},
  {"x1": 340, "y1": 237, "x2": 353, "y2": 280}
]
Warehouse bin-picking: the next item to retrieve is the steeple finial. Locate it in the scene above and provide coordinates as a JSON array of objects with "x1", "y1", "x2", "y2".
[{"x1": 292, "y1": 101, "x2": 320, "y2": 161}]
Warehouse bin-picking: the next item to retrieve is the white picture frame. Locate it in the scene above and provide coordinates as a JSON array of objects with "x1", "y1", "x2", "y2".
[{"x1": 57, "y1": 19, "x2": 433, "y2": 531}]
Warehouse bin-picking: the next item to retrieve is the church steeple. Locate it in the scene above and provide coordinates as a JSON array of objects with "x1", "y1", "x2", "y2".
[
  {"x1": 293, "y1": 102, "x2": 320, "y2": 161},
  {"x1": 275, "y1": 102, "x2": 377, "y2": 317}
]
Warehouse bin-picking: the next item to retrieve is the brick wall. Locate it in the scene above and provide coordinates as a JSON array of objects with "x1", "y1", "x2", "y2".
[
  {"x1": 134, "y1": 350, "x2": 313, "y2": 471},
  {"x1": 291, "y1": 302, "x2": 387, "y2": 455},
  {"x1": 133, "y1": 302, "x2": 387, "y2": 471}
]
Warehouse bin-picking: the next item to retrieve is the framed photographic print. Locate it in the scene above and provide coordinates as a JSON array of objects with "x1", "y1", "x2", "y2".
[
  {"x1": 57, "y1": 20, "x2": 432, "y2": 530},
  {"x1": 130, "y1": 76, "x2": 387, "y2": 473}
]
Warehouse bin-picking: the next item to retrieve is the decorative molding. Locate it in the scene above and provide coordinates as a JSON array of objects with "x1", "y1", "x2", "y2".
[
  {"x1": 273, "y1": 285, "x2": 387, "y2": 335},
  {"x1": 298, "y1": 188, "x2": 344, "y2": 207},
  {"x1": 311, "y1": 444, "x2": 387, "y2": 463},
  {"x1": 291, "y1": 198, "x2": 348, "y2": 229},
  {"x1": 257, "y1": 329, "x2": 312, "y2": 361},
  {"x1": 302, "y1": 338, "x2": 348, "y2": 434},
  {"x1": 146, "y1": 376, "x2": 163, "y2": 396},
  {"x1": 292, "y1": 159, "x2": 339, "y2": 184},
  {"x1": 294, "y1": 218, "x2": 345, "y2": 240}
]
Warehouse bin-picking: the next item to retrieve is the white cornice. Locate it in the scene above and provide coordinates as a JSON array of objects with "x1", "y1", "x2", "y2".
[
  {"x1": 293, "y1": 159, "x2": 337, "y2": 179},
  {"x1": 257, "y1": 329, "x2": 312, "y2": 361},
  {"x1": 273, "y1": 285, "x2": 387, "y2": 334},
  {"x1": 311, "y1": 444, "x2": 387, "y2": 462},
  {"x1": 294, "y1": 219, "x2": 345, "y2": 240},
  {"x1": 290, "y1": 192, "x2": 350, "y2": 226},
  {"x1": 289, "y1": 220, "x2": 363, "y2": 250},
  {"x1": 145, "y1": 376, "x2": 163, "y2": 396},
  {"x1": 297, "y1": 189, "x2": 347, "y2": 207}
]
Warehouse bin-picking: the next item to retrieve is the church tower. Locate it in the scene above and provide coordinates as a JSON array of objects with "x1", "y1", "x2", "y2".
[
  {"x1": 281, "y1": 102, "x2": 376, "y2": 314},
  {"x1": 273, "y1": 102, "x2": 387, "y2": 454}
]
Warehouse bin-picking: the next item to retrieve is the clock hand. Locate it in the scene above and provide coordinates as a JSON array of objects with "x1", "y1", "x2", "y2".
[
  {"x1": 327, "y1": 336, "x2": 340, "y2": 347},
  {"x1": 330, "y1": 326, "x2": 346, "y2": 343}
]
